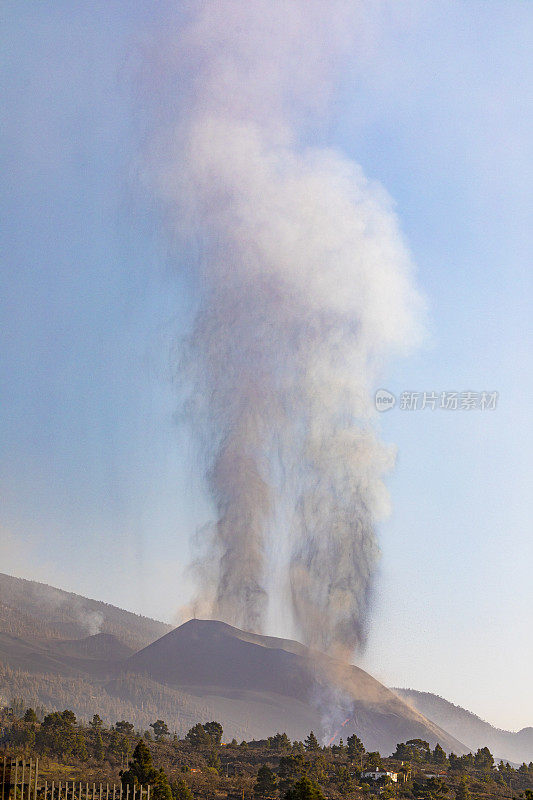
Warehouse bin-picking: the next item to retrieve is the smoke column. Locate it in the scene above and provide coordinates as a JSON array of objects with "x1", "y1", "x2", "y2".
[{"x1": 144, "y1": 1, "x2": 422, "y2": 655}]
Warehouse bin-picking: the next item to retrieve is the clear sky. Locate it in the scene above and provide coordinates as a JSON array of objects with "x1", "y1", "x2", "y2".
[{"x1": 1, "y1": 2, "x2": 532, "y2": 731}]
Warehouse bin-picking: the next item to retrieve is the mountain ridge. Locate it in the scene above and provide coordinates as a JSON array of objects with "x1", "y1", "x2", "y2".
[
  {"x1": 0, "y1": 573, "x2": 529, "y2": 761},
  {"x1": 0, "y1": 572, "x2": 171, "y2": 651},
  {"x1": 393, "y1": 688, "x2": 533, "y2": 764}
]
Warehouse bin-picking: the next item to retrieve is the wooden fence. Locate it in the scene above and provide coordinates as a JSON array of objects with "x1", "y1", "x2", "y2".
[{"x1": 1, "y1": 759, "x2": 150, "y2": 800}]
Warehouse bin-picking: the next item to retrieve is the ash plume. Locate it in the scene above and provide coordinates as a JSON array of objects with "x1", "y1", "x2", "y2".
[{"x1": 142, "y1": 1, "x2": 422, "y2": 655}]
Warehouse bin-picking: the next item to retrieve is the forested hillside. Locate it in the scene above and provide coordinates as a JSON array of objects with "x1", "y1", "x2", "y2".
[
  {"x1": 0, "y1": 662, "x2": 259, "y2": 741},
  {"x1": 394, "y1": 689, "x2": 533, "y2": 766},
  {"x1": 1, "y1": 705, "x2": 532, "y2": 800},
  {"x1": 0, "y1": 573, "x2": 171, "y2": 651}
]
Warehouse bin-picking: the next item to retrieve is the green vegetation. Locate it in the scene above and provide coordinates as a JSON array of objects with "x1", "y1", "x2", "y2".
[{"x1": 1, "y1": 703, "x2": 532, "y2": 800}]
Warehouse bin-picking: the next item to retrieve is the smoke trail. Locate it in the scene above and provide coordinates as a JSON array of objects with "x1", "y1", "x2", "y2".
[{"x1": 144, "y1": 1, "x2": 422, "y2": 654}]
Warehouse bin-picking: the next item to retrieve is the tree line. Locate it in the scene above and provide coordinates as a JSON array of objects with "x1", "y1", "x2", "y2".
[{"x1": 1, "y1": 703, "x2": 532, "y2": 800}]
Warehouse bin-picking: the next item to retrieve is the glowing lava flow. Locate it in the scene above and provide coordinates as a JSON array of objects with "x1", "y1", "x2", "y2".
[{"x1": 327, "y1": 717, "x2": 351, "y2": 747}]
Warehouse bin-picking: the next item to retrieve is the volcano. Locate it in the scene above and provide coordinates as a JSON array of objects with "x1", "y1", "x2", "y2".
[
  {"x1": 0, "y1": 574, "x2": 484, "y2": 753},
  {"x1": 124, "y1": 618, "x2": 468, "y2": 753}
]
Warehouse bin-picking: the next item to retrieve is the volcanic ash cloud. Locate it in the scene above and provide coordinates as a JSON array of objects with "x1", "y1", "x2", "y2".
[{"x1": 146, "y1": 1, "x2": 423, "y2": 655}]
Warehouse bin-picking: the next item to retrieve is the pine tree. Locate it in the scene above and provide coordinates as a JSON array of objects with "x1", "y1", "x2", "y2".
[
  {"x1": 115, "y1": 721, "x2": 135, "y2": 735},
  {"x1": 185, "y1": 723, "x2": 211, "y2": 748},
  {"x1": 365, "y1": 752, "x2": 382, "y2": 770},
  {"x1": 304, "y1": 731, "x2": 320, "y2": 752},
  {"x1": 23, "y1": 708, "x2": 37, "y2": 723},
  {"x1": 474, "y1": 747, "x2": 494, "y2": 772},
  {"x1": 75, "y1": 733, "x2": 89, "y2": 761},
  {"x1": 94, "y1": 731, "x2": 105, "y2": 762},
  {"x1": 254, "y1": 765, "x2": 278, "y2": 797},
  {"x1": 121, "y1": 740, "x2": 158, "y2": 788},
  {"x1": 203, "y1": 721, "x2": 223, "y2": 746},
  {"x1": 172, "y1": 779, "x2": 193, "y2": 800},
  {"x1": 206, "y1": 748, "x2": 221, "y2": 772},
  {"x1": 150, "y1": 720, "x2": 169, "y2": 742},
  {"x1": 347, "y1": 733, "x2": 365, "y2": 761},
  {"x1": 433, "y1": 743, "x2": 447, "y2": 764},
  {"x1": 152, "y1": 770, "x2": 172, "y2": 800},
  {"x1": 284, "y1": 776, "x2": 324, "y2": 800},
  {"x1": 455, "y1": 779, "x2": 470, "y2": 800}
]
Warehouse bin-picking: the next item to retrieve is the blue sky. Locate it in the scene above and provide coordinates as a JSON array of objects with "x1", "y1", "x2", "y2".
[{"x1": 1, "y1": 2, "x2": 532, "y2": 730}]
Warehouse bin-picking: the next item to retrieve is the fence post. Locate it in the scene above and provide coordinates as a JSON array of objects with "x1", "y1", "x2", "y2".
[
  {"x1": 33, "y1": 759, "x2": 38, "y2": 800},
  {"x1": 1, "y1": 755, "x2": 5, "y2": 800},
  {"x1": 14, "y1": 759, "x2": 19, "y2": 800}
]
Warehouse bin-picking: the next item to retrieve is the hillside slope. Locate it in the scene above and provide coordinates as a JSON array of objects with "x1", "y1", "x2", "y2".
[
  {"x1": 1, "y1": 574, "x2": 525, "y2": 759},
  {"x1": 125, "y1": 619, "x2": 469, "y2": 754},
  {"x1": 0, "y1": 572, "x2": 171, "y2": 651},
  {"x1": 47, "y1": 633, "x2": 134, "y2": 661},
  {"x1": 394, "y1": 689, "x2": 533, "y2": 765}
]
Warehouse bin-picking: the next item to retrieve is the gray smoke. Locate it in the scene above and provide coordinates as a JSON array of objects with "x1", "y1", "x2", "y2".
[{"x1": 144, "y1": 1, "x2": 422, "y2": 655}]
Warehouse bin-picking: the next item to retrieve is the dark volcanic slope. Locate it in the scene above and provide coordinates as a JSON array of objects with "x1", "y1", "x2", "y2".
[
  {"x1": 0, "y1": 632, "x2": 129, "y2": 680},
  {"x1": 0, "y1": 572, "x2": 171, "y2": 651},
  {"x1": 394, "y1": 689, "x2": 533, "y2": 765},
  {"x1": 126, "y1": 619, "x2": 309, "y2": 698},
  {"x1": 125, "y1": 619, "x2": 469, "y2": 755},
  {"x1": 48, "y1": 633, "x2": 134, "y2": 661},
  {"x1": 0, "y1": 632, "x2": 81, "y2": 677}
]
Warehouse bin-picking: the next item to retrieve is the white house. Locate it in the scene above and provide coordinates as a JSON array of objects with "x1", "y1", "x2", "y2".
[{"x1": 361, "y1": 771, "x2": 398, "y2": 783}]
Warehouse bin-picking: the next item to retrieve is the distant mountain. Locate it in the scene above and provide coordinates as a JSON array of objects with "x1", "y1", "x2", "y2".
[
  {"x1": 393, "y1": 689, "x2": 533, "y2": 765},
  {"x1": 0, "y1": 573, "x2": 527, "y2": 761},
  {"x1": 0, "y1": 572, "x2": 171, "y2": 651},
  {"x1": 124, "y1": 618, "x2": 469, "y2": 753},
  {"x1": 0, "y1": 572, "x2": 468, "y2": 751}
]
